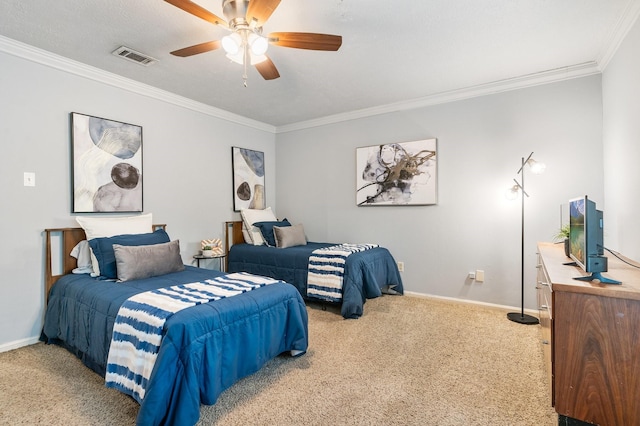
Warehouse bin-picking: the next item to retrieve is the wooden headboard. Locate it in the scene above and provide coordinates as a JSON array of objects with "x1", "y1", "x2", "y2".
[
  {"x1": 225, "y1": 221, "x2": 244, "y2": 247},
  {"x1": 224, "y1": 221, "x2": 245, "y2": 270},
  {"x1": 44, "y1": 224, "x2": 166, "y2": 302}
]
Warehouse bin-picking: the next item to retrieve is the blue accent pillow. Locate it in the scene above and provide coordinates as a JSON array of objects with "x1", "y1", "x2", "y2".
[
  {"x1": 254, "y1": 219, "x2": 291, "y2": 247},
  {"x1": 88, "y1": 229, "x2": 171, "y2": 279}
]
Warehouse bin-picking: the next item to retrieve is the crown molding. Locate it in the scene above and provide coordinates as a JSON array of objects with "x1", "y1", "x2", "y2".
[
  {"x1": 277, "y1": 2, "x2": 640, "y2": 134},
  {"x1": 0, "y1": 35, "x2": 276, "y2": 133},
  {"x1": 275, "y1": 62, "x2": 601, "y2": 134},
  {"x1": 597, "y1": 0, "x2": 640, "y2": 71}
]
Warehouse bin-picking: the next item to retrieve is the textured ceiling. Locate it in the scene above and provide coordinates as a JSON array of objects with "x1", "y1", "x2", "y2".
[{"x1": 0, "y1": 0, "x2": 638, "y2": 128}]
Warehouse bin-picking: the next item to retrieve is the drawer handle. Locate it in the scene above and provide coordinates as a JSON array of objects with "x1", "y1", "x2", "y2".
[
  {"x1": 542, "y1": 340, "x2": 550, "y2": 345},
  {"x1": 539, "y1": 304, "x2": 548, "y2": 310}
]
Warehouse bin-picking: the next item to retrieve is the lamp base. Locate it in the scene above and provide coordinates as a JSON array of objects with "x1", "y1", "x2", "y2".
[{"x1": 507, "y1": 312, "x2": 539, "y2": 325}]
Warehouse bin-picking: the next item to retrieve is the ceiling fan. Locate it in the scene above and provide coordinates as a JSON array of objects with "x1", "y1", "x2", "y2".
[{"x1": 165, "y1": 0, "x2": 343, "y2": 86}]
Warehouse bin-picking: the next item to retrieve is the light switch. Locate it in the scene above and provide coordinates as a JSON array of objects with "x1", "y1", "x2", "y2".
[{"x1": 24, "y1": 172, "x2": 36, "y2": 187}]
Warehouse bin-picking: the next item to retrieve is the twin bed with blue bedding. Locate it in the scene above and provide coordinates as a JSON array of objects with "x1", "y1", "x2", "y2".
[
  {"x1": 41, "y1": 226, "x2": 308, "y2": 426},
  {"x1": 225, "y1": 220, "x2": 404, "y2": 319}
]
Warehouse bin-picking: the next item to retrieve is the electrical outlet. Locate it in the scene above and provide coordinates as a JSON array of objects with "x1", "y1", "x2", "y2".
[
  {"x1": 397, "y1": 261, "x2": 404, "y2": 272},
  {"x1": 476, "y1": 270, "x2": 485, "y2": 282},
  {"x1": 468, "y1": 271, "x2": 476, "y2": 280}
]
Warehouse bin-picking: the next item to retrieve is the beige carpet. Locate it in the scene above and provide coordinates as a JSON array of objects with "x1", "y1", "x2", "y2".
[{"x1": 0, "y1": 296, "x2": 557, "y2": 425}]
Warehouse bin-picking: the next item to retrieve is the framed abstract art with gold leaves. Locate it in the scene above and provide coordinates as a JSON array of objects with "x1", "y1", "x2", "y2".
[{"x1": 356, "y1": 139, "x2": 437, "y2": 206}]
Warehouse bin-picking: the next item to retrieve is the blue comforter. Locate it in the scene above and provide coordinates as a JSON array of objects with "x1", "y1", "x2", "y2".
[
  {"x1": 41, "y1": 266, "x2": 308, "y2": 426},
  {"x1": 228, "y1": 242, "x2": 403, "y2": 319}
]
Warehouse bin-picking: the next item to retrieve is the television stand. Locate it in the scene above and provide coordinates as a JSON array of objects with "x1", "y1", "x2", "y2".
[
  {"x1": 573, "y1": 271, "x2": 621, "y2": 285},
  {"x1": 538, "y1": 242, "x2": 640, "y2": 425}
]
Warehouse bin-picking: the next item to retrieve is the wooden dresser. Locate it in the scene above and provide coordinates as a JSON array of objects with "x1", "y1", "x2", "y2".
[{"x1": 537, "y1": 242, "x2": 640, "y2": 425}]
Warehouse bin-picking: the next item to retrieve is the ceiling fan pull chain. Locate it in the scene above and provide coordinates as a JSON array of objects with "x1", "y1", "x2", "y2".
[
  {"x1": 243, "y1": 45, "x2": 249, "y2": 87},
  {"x1": 243, "y1": 31, "x2": 249, "y2": 87}
]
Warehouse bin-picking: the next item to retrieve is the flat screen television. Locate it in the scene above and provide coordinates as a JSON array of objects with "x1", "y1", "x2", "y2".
[{"x1": 568, "y1": 196, "x2": 620, "y2": 284}]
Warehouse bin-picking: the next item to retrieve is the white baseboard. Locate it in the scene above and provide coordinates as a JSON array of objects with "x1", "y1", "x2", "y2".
[
  {"x1": 0, "y1": 336, "x2": 41, "y2": 353},
  {"x1": 403, "y1": 291, "x2": 539, "y2": 317}
]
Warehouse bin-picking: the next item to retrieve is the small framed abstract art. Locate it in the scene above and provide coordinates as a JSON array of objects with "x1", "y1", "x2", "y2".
[
  {"x1": 232, "y1": 147, "x2": 265, "y2": 211},
  {"x1": 71, "y1": 112, "x2": 143, "y2": 213},
  {"x1": 356, "y1": 138, "x2": 437, "y2": 206}
]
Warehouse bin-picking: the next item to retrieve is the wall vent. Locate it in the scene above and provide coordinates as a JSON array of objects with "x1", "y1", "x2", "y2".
[{"x1": 111, "y1": 46, "x2": 158, "y2": 66}]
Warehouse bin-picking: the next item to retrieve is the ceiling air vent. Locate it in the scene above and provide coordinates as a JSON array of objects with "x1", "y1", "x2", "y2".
[{"x1": 112, "y1": 46, "x2": 158, "y2": 66}]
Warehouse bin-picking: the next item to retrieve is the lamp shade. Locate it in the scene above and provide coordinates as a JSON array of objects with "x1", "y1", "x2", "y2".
[
  {"x1": 226, "y1": 50, "x2": 267, "y2": 65},
  {"x1": 505, "y1": 185, "x2": 520, "y2": 201},
  {"x1": 249, "y1": 33, "x2": 268, "y2": 55},
  {"x1": 222, "y1": 33, "x2": 242, "y2": 55},
  {"x1": 528, "y1": 159, "x2": 546, "y2": 174}
]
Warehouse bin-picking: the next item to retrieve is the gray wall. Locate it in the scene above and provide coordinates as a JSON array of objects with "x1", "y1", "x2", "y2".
[
  {"x1": 0, "y1": 49, "x2": 276, "y2": 349},
  {"x1": 275, "y1": 76, "x2": 605, "y2": 310},
  {"x1": 603, "y1": 16, "x2": 640, "y2": 260}
]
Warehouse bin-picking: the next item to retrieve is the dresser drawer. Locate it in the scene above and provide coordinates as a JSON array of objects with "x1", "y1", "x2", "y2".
[
  {"x1": 536, "y1": 251, "x2": 553, "y2": 402},
  {"x1": 537, "y1": 255, "x2": 552, "y2": 320}
]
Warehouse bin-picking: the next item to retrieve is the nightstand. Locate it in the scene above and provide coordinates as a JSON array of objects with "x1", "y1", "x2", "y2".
[{"x1": 193, "y1": 254, "x2": 226, "y2": 272}]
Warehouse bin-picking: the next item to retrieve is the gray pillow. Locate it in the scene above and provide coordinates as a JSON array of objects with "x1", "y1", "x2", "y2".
[
  {"x1": 113, "y1": 240, "x2": 185, "y2": 282},
  {"x1": 274, "y1": 224, "x2": 307, "y2": 248}
]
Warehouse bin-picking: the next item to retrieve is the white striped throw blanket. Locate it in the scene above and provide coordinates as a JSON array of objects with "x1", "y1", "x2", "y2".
[
  {"x1": 104, "y1": 272, "x2": 284, "y2": 403},
  {"x1": 307, "y1": 243, "x2": 378, "y2": 303}
]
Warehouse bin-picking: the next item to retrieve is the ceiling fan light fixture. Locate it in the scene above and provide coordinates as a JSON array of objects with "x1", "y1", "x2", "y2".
[
  {"x1": 226, "y1": 50, "x2": 267, "y2": 65},
  {"x1": 248, "y1": 33, "x2": 268, "y2": 55},
  {"x1": 250, "y1": 53, "x2": 267, "y2": 65},
  {"x1": 225, "y1": 50, "x2": 243, "y2": 64},
  {"x1": 221, "y1": 33, "x2": 241, "y2": 54},
  {"x1": 165, "y1": 0, "x2": 342, "y2": 84}
]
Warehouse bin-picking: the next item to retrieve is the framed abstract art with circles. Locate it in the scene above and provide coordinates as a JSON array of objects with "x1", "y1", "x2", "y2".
[{"x1": 70, "y1": 112, "x2": 143, "y2": 213}]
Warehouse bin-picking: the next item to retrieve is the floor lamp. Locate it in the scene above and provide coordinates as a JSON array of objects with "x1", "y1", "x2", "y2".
[{"x1": 506, "y1": 152, "x2": 545, "y2": 325}]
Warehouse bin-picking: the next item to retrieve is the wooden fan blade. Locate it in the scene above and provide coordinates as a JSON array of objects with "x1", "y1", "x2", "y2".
[
  {"x1": 165, "y1": 0, "x2": 228, "y2": 28},
  {"x1": 170, "y1": 41, "x2": 221, "y2": 57},
  {"x1": 268, "y1": 32, "x2": 342, "y2": 51},
  {"x1": 246, "y1": 0, "x2": 281, "y2": 27},
  {"x1": 255, "y1": 57, "x2": 280, "y2": 80}
]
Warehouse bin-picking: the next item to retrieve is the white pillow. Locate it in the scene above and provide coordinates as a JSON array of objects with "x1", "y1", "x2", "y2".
[
  {"x1": 240, "y1": 207, "x2": 277, "y2": 245},
  {"x1": 69, "y1": 240, "x2": 92, "y2": 274},
  {"x1": 242, "y1": 228, "x2": 252, "y2": 245},
  {"x1": 76, "y1": 213, "x2": 153, "y2": 276}
]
